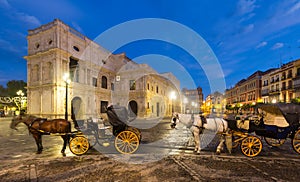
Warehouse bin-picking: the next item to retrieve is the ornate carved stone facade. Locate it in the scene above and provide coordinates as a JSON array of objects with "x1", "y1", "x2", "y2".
[{"x1": 24, "y1": 19, "x2": 180, "y2": 120}]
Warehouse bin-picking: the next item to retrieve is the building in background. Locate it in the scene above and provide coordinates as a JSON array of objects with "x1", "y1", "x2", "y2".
[
  {"x1": 262, "y1": 59, "x2": 300, "y2": 103},
  {"x1": 24, "y1": 19, "x2": 181, "y2": 120},
  {"x1": 226, "y1": 59, "x2": 300, "y2": 112},
  {"x1": 203, "y1": 91, "x2": 225, "y2": 114},
  {"x1": 225, "y1": 71, "x2": 265, "y2": 106},
  {"x1": 181, "y1": 87, "x2": 203, "y2": 114}
]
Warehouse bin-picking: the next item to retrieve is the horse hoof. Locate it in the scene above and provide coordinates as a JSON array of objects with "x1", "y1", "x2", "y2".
[
  {"x1": 216, "y1": 151, "x2": 221, "y2": 155},
  {"x1": 62, "y1": 153, "x2": 66, "y2": 157},
  {"x1": 36, "y1": 151, "x2": 42, "y2": 154}
]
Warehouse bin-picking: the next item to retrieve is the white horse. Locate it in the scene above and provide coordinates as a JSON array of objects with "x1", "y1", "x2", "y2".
[{"x1": 173, "y1": 114, "x2": 228, "y2": 154}]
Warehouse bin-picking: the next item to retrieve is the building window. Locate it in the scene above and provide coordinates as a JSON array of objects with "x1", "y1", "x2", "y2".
[
  {"x1": 92, "y1": 77, "x2": 97, "y2": 87},
  {"x1": 297, "y1": 68, "x2": 300, "y2": 76},
  {"x1": 100, "y1": 101, "x2": 108, "y2": 113},
  {"x1": 288, "y1": 70, "x2": 292, "y2": 78},
  {"x1": 48, "y1": 40, "x2": 53, "y2": 45},
  {"x1": 130, "y1": 80, "x2": 136, "y2": 90},
  {"x1": 288, "y1": 80, "x2": 292, "y2": 89},
  {"x1": 32, "y1": 64, "x2": 40, "y2": 82},
  {"x1": 147, "y1": 83, "x2": 150, "y2": 90},
  {"x1": 156, "y1": 86, "x2": 159, "y2": 93},
  {"x1": 73, "y1": 46, "x2": 80, "y2": 52},
  {"x1": 35, "y1": 43, "x2": 40, "y2": 49},
  {"x1": 101, "y1": 76, "x2": 107, "y2": 89},
  {"x1": 111, "y1": 83, "x2": 114, "y2": 91}
]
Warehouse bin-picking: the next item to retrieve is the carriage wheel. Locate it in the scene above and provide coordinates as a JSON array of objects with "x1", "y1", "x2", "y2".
[
  {"x1": 264, "y1": 137, "x2": 286, "y2": 147},
  {"x1": 292, "y1": 129, "x2": 300, "y2": 154},
  {"x1": 115, "y1": 130, "x2": 139, "y2": 154},
  {"x1": 240, "y1": 136, "x2": 262, "y2": 157},
  {"x1": 126, "y1": 126, "x2": 141, "y2": 141},
  {"x1": 69, "y1": 136, "x2": 90, "y2": 155},
  {"x1": 86, "y1": 133, "x2": 97, "y2": 148}
]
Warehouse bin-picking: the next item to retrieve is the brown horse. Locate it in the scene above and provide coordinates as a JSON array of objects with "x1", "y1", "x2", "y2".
[{"x1": 10, "y1": 115, "x2": 71, "y2": 156}]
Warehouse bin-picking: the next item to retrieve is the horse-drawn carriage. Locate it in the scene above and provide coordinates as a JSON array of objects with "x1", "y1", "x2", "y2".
[
  {"x1": 10, "y1": 105, "x2": 141, "y2": 156},
  {"x1": 225, "y1": 103, "x2": 300, "y2": 157}
]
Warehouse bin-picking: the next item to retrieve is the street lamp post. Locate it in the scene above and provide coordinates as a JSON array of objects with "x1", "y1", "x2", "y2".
[
  {"x1": 16, "y1": 90, "x2": 24, "y2": 115},
  {"x1": 63, "y1": 73, "x2": 71, "y2": 120}
]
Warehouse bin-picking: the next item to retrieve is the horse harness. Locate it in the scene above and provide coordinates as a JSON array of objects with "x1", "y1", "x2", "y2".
[{"x1": 28, "y1": 118, "x2": 48, "y2": 134}]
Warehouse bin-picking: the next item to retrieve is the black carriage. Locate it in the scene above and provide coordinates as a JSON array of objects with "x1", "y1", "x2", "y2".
[
  {"x1": 69, "y1": 105, "x2": 141, "y2": 155},
  {"x1": 225, "y1": 103, "x2": 300, "y2": 157}
]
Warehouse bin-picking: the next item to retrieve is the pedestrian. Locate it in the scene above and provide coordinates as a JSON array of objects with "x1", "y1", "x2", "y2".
[{"x1": 170, "y1": 112, "x2": 179, "y2": 128}]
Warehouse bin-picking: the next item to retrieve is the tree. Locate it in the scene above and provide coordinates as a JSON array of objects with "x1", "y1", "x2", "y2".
[
  {"x1": 0, "y1": 85, "x2": 7, "y2": 96},
  {"x1": 6, "y1": 80, "x2": 27, "y2": 97},
  {"x1": 291, "y1": 97, "x2": 300, "y2": 104}
]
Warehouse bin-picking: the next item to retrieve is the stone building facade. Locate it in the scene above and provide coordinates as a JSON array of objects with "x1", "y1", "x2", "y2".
[
  {"x1": 204, "y1": 91, "x2": 225, "y2": 114},
  {"x1": 24, "y1": 19, "x2": 180, "y2": 120},
  {"x1": 181, "y1": 87, "x2": 203, "y2": 114},
  {"x1": 261, "y1": 59, "x2": 300, "y2": 103},
  {"x1": 226, "y1": 59, "x2": 300, "y2": 107},
  {"x1": 225, "y1": 71, "x2": 267, "y2": 106}
]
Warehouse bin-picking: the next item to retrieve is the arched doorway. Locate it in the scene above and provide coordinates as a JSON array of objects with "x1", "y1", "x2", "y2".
[
  {"x1": 71, "y1": 97, "x2": 83, "y2": 120},
  {"x1": 128, "y1": 100, "x2": 138, "y2": 117}
]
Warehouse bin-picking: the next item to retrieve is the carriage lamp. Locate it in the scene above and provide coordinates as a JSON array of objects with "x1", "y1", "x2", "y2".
[{"x1": 63, "y1": 73, "x2": 71, "y2": 120}]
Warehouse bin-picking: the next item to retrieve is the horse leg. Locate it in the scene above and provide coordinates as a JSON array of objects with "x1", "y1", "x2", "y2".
[
  {"x1": 193, "y1": 127, "x2": 201, "y2": 154},
  {"x1": 33, "y1": 134, "x2": 43, "y2": 154},
  {"x1": 61, "y1": 135, "x2": 68, "y2": 156},
  {"x1": 216, "y1": 134, "x2": 225, "y2": 155}
]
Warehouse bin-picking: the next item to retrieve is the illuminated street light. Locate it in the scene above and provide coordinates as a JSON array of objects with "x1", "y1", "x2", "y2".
[
  {"x1": 169, "y1": 91, "x2": 176, "y2": 113},
  {"x1": 16, "y1": 90, "x2": 24, "y2": 115},
  {"x1": 183, "y1": 97, "x2": 188, "y2": 114},
  {"x1": 63, "y1": 73, "x2": 71, "y2": 120}
]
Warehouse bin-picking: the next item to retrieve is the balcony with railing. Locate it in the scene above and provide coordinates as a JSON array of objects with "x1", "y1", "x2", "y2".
[
  {"x1": 261, "y1": 89, "x2": 269, "y2": 96},
  {"x1": 294, "y1": 76, "x2": 300, "y2": 90},
  {"x1": 269, "y1": 88, "x2": 280, "y2": 95}
]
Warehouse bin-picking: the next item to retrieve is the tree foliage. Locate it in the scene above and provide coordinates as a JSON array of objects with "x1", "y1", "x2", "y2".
[{"x1": 0, "y1": 80, "x2": 27, "y2": 97}]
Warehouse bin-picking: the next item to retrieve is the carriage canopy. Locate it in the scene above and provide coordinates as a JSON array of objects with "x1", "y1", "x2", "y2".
[
  {"x1": 257, "y1": 103, "x2": 300, "y2": 127},
  {"x1": 106, "y1": 105, "x2": 128, "y2": 127}
]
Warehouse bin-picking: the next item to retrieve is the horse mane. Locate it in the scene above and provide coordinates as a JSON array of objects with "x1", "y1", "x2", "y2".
[{"x1": 13, "y1": 114, "x2": 39, "y2": 127}]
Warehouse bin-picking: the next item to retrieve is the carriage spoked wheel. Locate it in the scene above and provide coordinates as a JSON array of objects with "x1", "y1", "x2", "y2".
[
  {"x1": 240, "y1": 136, "x2": 262, "y2": 157},
  {"x1": 115, "y1": 130, "x2": 140, "y2": 154},
  {"x1": 69, "y1": 136, "x2": 90, "y2": 155},
  {"x1": 292, "y1": 129, "x2": 300, "y2": 154},
  {"x1": 126, "y1": 126, "x2": 141, "y2": 141},
  {"x1": 86, "y1": 133, "x2": 97, "y2": 148},
  {"x1": 264, "y1": 137, "x2": 286, "y2": 147}
]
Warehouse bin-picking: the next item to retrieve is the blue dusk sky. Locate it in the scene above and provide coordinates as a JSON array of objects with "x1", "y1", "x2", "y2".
[{"x1": 1, "y1": 0, "x2": 300, "y2": 97}]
